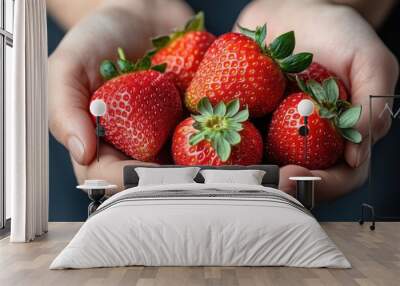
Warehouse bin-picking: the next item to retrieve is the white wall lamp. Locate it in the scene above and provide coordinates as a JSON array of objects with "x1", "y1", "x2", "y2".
[
  {"x1": 89, "y1": 99, "x2": 107, "y2": 162},
  {"x1": 297, "y1": 99, "x2": 314, "y2": 162},
  {"x1": 289, "y1": 99, "x2": 320, "y2": 211}
]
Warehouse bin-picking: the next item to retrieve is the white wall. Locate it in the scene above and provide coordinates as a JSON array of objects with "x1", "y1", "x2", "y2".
[
  {"x1": 5, "y1": 44, "x2": 12, "y2": 219},
  {"x1": 5, "y1": 0, "x2": 14, "y2": 33},
  {"x1": 3, "y1": 0, "x2": 15, "y2": 220}
]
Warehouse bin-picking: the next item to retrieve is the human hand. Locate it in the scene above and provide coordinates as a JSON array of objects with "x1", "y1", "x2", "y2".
[
  {"x1": 236, "y1": 0, "x2": 399, "y2": 200},
  {"x1": 49, "y1": 1, "x2": 192, "y2": 186}
]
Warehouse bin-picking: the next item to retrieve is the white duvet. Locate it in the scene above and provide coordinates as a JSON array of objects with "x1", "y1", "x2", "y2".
[{"x1": 50, "y1": 183, "x2": 350, "y2": 269}]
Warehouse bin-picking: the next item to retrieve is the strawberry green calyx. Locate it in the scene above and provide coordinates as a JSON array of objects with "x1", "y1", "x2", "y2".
[
  {"x1": 238, "y1": 24, "x2": 313, "y2": 73},
  {"x1": 100, "y1": 60, "x2": 119, "y2": 80},
  {"x1": 150, "y1": 11, "x2": 205, "y2": 54},
  {"x1": 99, "y1": 48, "x2": 167, "y2": 81},
  {"x1": 189, "y1": 98, "x2": 249, "y2": 162},
  {"x1": 297, "y1": 76, "x2": 363, "y2": 144}
]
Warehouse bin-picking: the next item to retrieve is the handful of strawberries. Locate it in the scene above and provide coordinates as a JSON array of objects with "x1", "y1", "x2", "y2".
[{"x1": 90, "y1": 12, "x2": 362, "y2": 170}]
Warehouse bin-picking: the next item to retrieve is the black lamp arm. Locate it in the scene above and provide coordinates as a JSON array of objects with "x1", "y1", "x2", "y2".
[
  {"x1": 95, "y1": 116, "x2": 105, "y2": 137},
  {"x1": 95, "y1": 116, "x2": 106, "y2": 162}
]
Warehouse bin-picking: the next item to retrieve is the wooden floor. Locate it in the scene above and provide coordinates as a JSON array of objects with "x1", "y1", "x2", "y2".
[{"x1": 0, "y1": 222, "x2": 399, "y2": 286}]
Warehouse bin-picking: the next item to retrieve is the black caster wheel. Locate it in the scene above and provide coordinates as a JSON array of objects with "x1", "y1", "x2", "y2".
[
  {"x1": 359, "y1": 220, "x2": 364, "y2": 225},
  {"x1": 370, "y1": 225, "x2": 375, "y2": 231}
]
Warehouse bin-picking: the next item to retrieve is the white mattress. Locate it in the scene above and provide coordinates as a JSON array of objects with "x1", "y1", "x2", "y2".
[{"x1": 50, "y1": 183, "x2": 350, "y2": 269}]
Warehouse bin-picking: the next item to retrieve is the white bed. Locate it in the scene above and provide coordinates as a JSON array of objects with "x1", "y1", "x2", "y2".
[{"x1": 50, "y1": 181, "x2": 350, "y2": 269}]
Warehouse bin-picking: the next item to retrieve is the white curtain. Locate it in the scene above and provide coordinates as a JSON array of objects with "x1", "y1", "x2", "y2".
[{"x1": 8, "y1": 0, "x2": 48, "y2": 242}]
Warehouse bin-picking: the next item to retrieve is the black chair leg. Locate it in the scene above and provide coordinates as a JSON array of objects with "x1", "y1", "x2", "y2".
[{"x1": 359, "y1": 203, "x2": 375, "y2": 231}]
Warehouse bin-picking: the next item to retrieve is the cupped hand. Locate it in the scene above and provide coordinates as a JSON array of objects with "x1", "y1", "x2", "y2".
[
  {"x1": 48, "y1": 1, "x2": 192, "y2": 186},
  {"x1": 236, "y1": 0, "x2": 399, "y2": 200}
]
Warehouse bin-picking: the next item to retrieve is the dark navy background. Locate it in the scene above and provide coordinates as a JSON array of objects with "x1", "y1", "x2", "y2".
[{"x1": 48, "y1": 0, "x2": 400, "y2": 222}]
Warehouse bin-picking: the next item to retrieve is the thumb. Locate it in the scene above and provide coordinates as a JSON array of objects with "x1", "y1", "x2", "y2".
[
  {"x1": 49, "y1": 57, "x2": 97, "y2": 165},
  {"x1": 279, "y1": 165, "x2": 313, "y2": 197},
  {"x1": 345, "y1": 43, "x2": 399, "y2": 168}
]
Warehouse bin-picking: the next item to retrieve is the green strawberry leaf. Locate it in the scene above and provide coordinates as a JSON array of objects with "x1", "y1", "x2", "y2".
[
  {"x1": 185, "y1": 11, "x2": 205, "y2": 32},
  {"x1": 269, "y1": 31, "x2": 295, "y2": 60},
  {"x1": 255, "y1": 24, "x2": 267, "y2": 50},
  {"x1": 135, "y1": 55, "x2": 152, "y2": 71},
  {"x1": 210, "y1": 133, "x2": 219, "y2": 151},
  {"x1": 340, "y1": 128, "x2": 362, "y2": 144},
  {"x1": 215, "y1": 136, "x2": 231, "y2": 162},
  {"x1": 191, "y1": 114, "x2": 208, "y2": 123},
  {"x1": 231, "y1": 109, "x2": 249, "y2": 122},
  {"x1": 116, "y1": 49, "x2": 132, "y2": 72},
  {"x1": 307, "y1": 80, "x2": 327, "y2": 104},
  {"x1": 238, "y1": 24, "x2": 257, "y2": 40},
  {"x1": 229, "y1": 122, "x2": 244, "y2": 131},
  {"x1": 192, "y1": 122, "x2": 201, "y2": 130},
  {"x1": 224, "y1": 130, "x2": 241, "y2": 145},
  {"x1": 295, "y1": 75, "x2": 308, "y2": 93},
  {"x1": 147, "y1": 49, "x2": 157, "y2": 57},
  {"x1": 214, "y1": 101, "x2": 227, "y2": 117},
  {"x1": 189, "y1": 132, "x2": 206, "y2": 146},
  {"x1": 151, "y1": 63, "x2": 167, "y2": 73},
  {"x1": 100, "y1": 60, "x2": 119, "y2": 80},
  {"x1": 117, "y1": 59, "x2": 135, "y2": 73},
  {"x1": 337, "y1": 106, "x2": 362, "y2": 129},
  {"x1": 337, "y1": 99, "x2": 352, "y2": 111},
  {"x1": 319, "y1": 107, "x2": 336, "y2": 119},
  {"x1": 323, "y1": 78, "x2": 339, "y2": 104},
  {"x1": 225, "y1": 99, "x2": 240, "y2": 117},
  {"x1": 151, "y1": 36, "x2": 171, "y2": 49},
  {"x1": 238, "y1": 24, "x2": 267, "y2": 51},
  {"x1": 279, "y1": 52, "x2": 313, "y2": 73},
  {"x1": 197, "y1": 98, "x2": 214, "y2": 115}
]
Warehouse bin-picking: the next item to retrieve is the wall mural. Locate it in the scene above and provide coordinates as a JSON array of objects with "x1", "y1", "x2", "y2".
[{"x1": 46, "y1": 4, "x2": 400, "y2": 222}]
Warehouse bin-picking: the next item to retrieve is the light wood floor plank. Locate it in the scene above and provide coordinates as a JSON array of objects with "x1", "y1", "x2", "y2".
[{"x1": 0, "y1": 222, "x2": 399, "y2": 286}]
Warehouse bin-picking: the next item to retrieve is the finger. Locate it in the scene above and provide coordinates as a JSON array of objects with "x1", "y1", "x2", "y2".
[
  {"x1": 279, "y1": 161, "x2": 369, "y2": 202},
  {"x1": 345, "y1": 43, "x2": 399, "y2": 168},
  {"x1": 279, "y1": 165, "x2": 313, "y2": 197},
  {"x1": 48, "y1": 55, "x2": 97, "y2": 165},
  {"x1": 71, "y1": 143, "x2": 158, "y2": 188},
  {"x1": 311, "y1": 160, "x2": 369, "y2": 201}
]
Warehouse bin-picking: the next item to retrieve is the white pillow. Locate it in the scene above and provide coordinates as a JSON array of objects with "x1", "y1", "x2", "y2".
[
  {"x1": 135, "y1": 167, "x2": 200, "y2": 186},
  {"x1": 200, "y1": 169, "x2": 266, "y2": 185}
]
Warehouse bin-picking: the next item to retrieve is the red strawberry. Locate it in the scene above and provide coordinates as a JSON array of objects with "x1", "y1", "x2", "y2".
[
  {"x1": 267, "y1": 79, "x2": 362, "y2": 169},
  {"x1": 151, "y1": 12, "x2": 216, "y2": 93},
  {"x1": 289, "y1": 62, "x2": 349, "y2": 100},
  {"x1": 185, "y1": 24, "x2": 313, "y2": 117},
  {"x1": 91, "y1": 48, "x2": 182, "y2": 162},
  {"x1": 172, "y1": 98, "x2": 263, "y2": 166}
]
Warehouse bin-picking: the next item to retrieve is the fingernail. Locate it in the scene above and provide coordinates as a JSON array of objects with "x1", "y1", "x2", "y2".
[
  {"x1": 67, "y1": 136, "x2": 84, "y2": 163},
  {"x1": 355, "y1": 141, "x2": 369, "y2": 167}
]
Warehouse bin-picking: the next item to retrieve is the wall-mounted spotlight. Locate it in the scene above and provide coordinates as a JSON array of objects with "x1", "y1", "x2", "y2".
[
  {"x1": 89, "y1": 99, "x2": 107, "y2": 162},
  {"x1": 297, "y1": 99, "x2": 314, "y2": 161}
]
